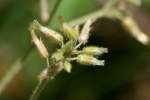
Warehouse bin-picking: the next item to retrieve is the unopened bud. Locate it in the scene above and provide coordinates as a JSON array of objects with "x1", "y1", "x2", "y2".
[
  {"x1": 30, "y1": 30, "x2": 49, "y2": 59},
  {"x1": 122, "y1": 16, "x2": 149, "y2": 45},
  {"x1": 62, "y1": 41, "x2": 74, "y2": 54},
  {"x1": 63, "y1": 23, "x2": 79, "y2": 41},
  {"x1": 51, "y1": 50, "x2": 64, "y2": 62},
  {"x1": 40, "y1": 0, "x2": 50, "y2": 23},
  {"x1": 32, "y1": 20, "x2": 64, "y2": 44},
  {"x1": 30, "y1": 20, "x2": 42, "y2": 30},
  {"x1": 77, "y1": 54, "x2": 104, "y2": 66},
  {"x1": 79, "y1": 19, "x2": 92, "y2": 44},
  {"x1": 82, "y1": 46, "x2": 108, "y2": 56},
  {"x1": 63, "y1": 61, "x2": 72, "y2": 73},
  {"x1": 55, "y1": 62, "x2": 64, "y2": 73}
]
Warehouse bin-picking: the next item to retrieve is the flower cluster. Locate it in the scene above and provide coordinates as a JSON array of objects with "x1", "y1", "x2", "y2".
[{"x1": 29, "y1": 19, "x2": 108, "y2": 74}]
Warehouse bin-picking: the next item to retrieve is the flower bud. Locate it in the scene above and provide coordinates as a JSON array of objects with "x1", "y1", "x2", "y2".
[
  {"x1": 40, "y1": 0, "x2": 50, "y2": 23},
  {"x1": 79, "y1": 19, "x2": 92, "y2": 44},
  {"x1": 51, "y1": 50, "x2": 64, "y2": 62},
  {"x1": 62, "y1": 41, "x2": 74, "y2": 55},
  {"x1": 32, "y1": 20, "x2": 64, "y2": 44},
  {"x1": 63, "y1": 60, "x2": 72, "y2": 73},
  {"x1": 77, "y1": 54, "x2": 104, "y2": 66},
  {"x1": 82, "y1": 46, "x2": 108, "y2": 56},
  {"x1": 122, "y1": 16, "x2": 149, "y2": 45},
  {"x1": 62, "y1": 23, "x2": 79, "y2": 41},
  {"x1": 30, "y1": 30, "x2": 49, "y2": 59},
  {"x1": 30, "y1": 20, "x2": 42, "y2": 30},
  {"x1": 55, "y1": 62, "x2": 64, "y2": 73}
]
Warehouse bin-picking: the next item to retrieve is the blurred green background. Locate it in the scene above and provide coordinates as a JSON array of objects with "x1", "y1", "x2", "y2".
[{"x1": 0, "y1": 0, "x2": 150, "y2": 100}]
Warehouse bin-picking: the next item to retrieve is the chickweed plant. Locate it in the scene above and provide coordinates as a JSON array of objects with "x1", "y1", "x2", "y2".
[{"x1": 29, "y1": 19, "x2": 108, "y2": 100}]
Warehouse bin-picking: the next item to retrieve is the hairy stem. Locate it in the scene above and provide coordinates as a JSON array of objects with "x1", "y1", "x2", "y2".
[
  {"x1": 29, "y1": 62, "x2": 63, "y2": 100},
  {"x1": 29, "y1": 78, "x2": 49, "y2": 100}
]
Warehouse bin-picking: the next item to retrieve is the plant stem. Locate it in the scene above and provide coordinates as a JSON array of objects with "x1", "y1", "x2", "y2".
[
  {"x1": 68, "y1": 0, "x2": 118, "y2": 27},
  {"x1": 49, "y1": 0, "x2": 62, "y2": 20},
  {"x1": 68, "y1": 9, "x2": 104, "y2": 27},
  {"x1": 0, "y1": 45, "x2": 34, "y2": 94},
  {"x1": 29, "y1": 62, "x2": 63, "y2": 100},
  {"x1": 29, "y1": 78, "x2": 49, "y2": 100},
  {"x1": 0, "y1": 59, "x2": 22, "y2": 94}
]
